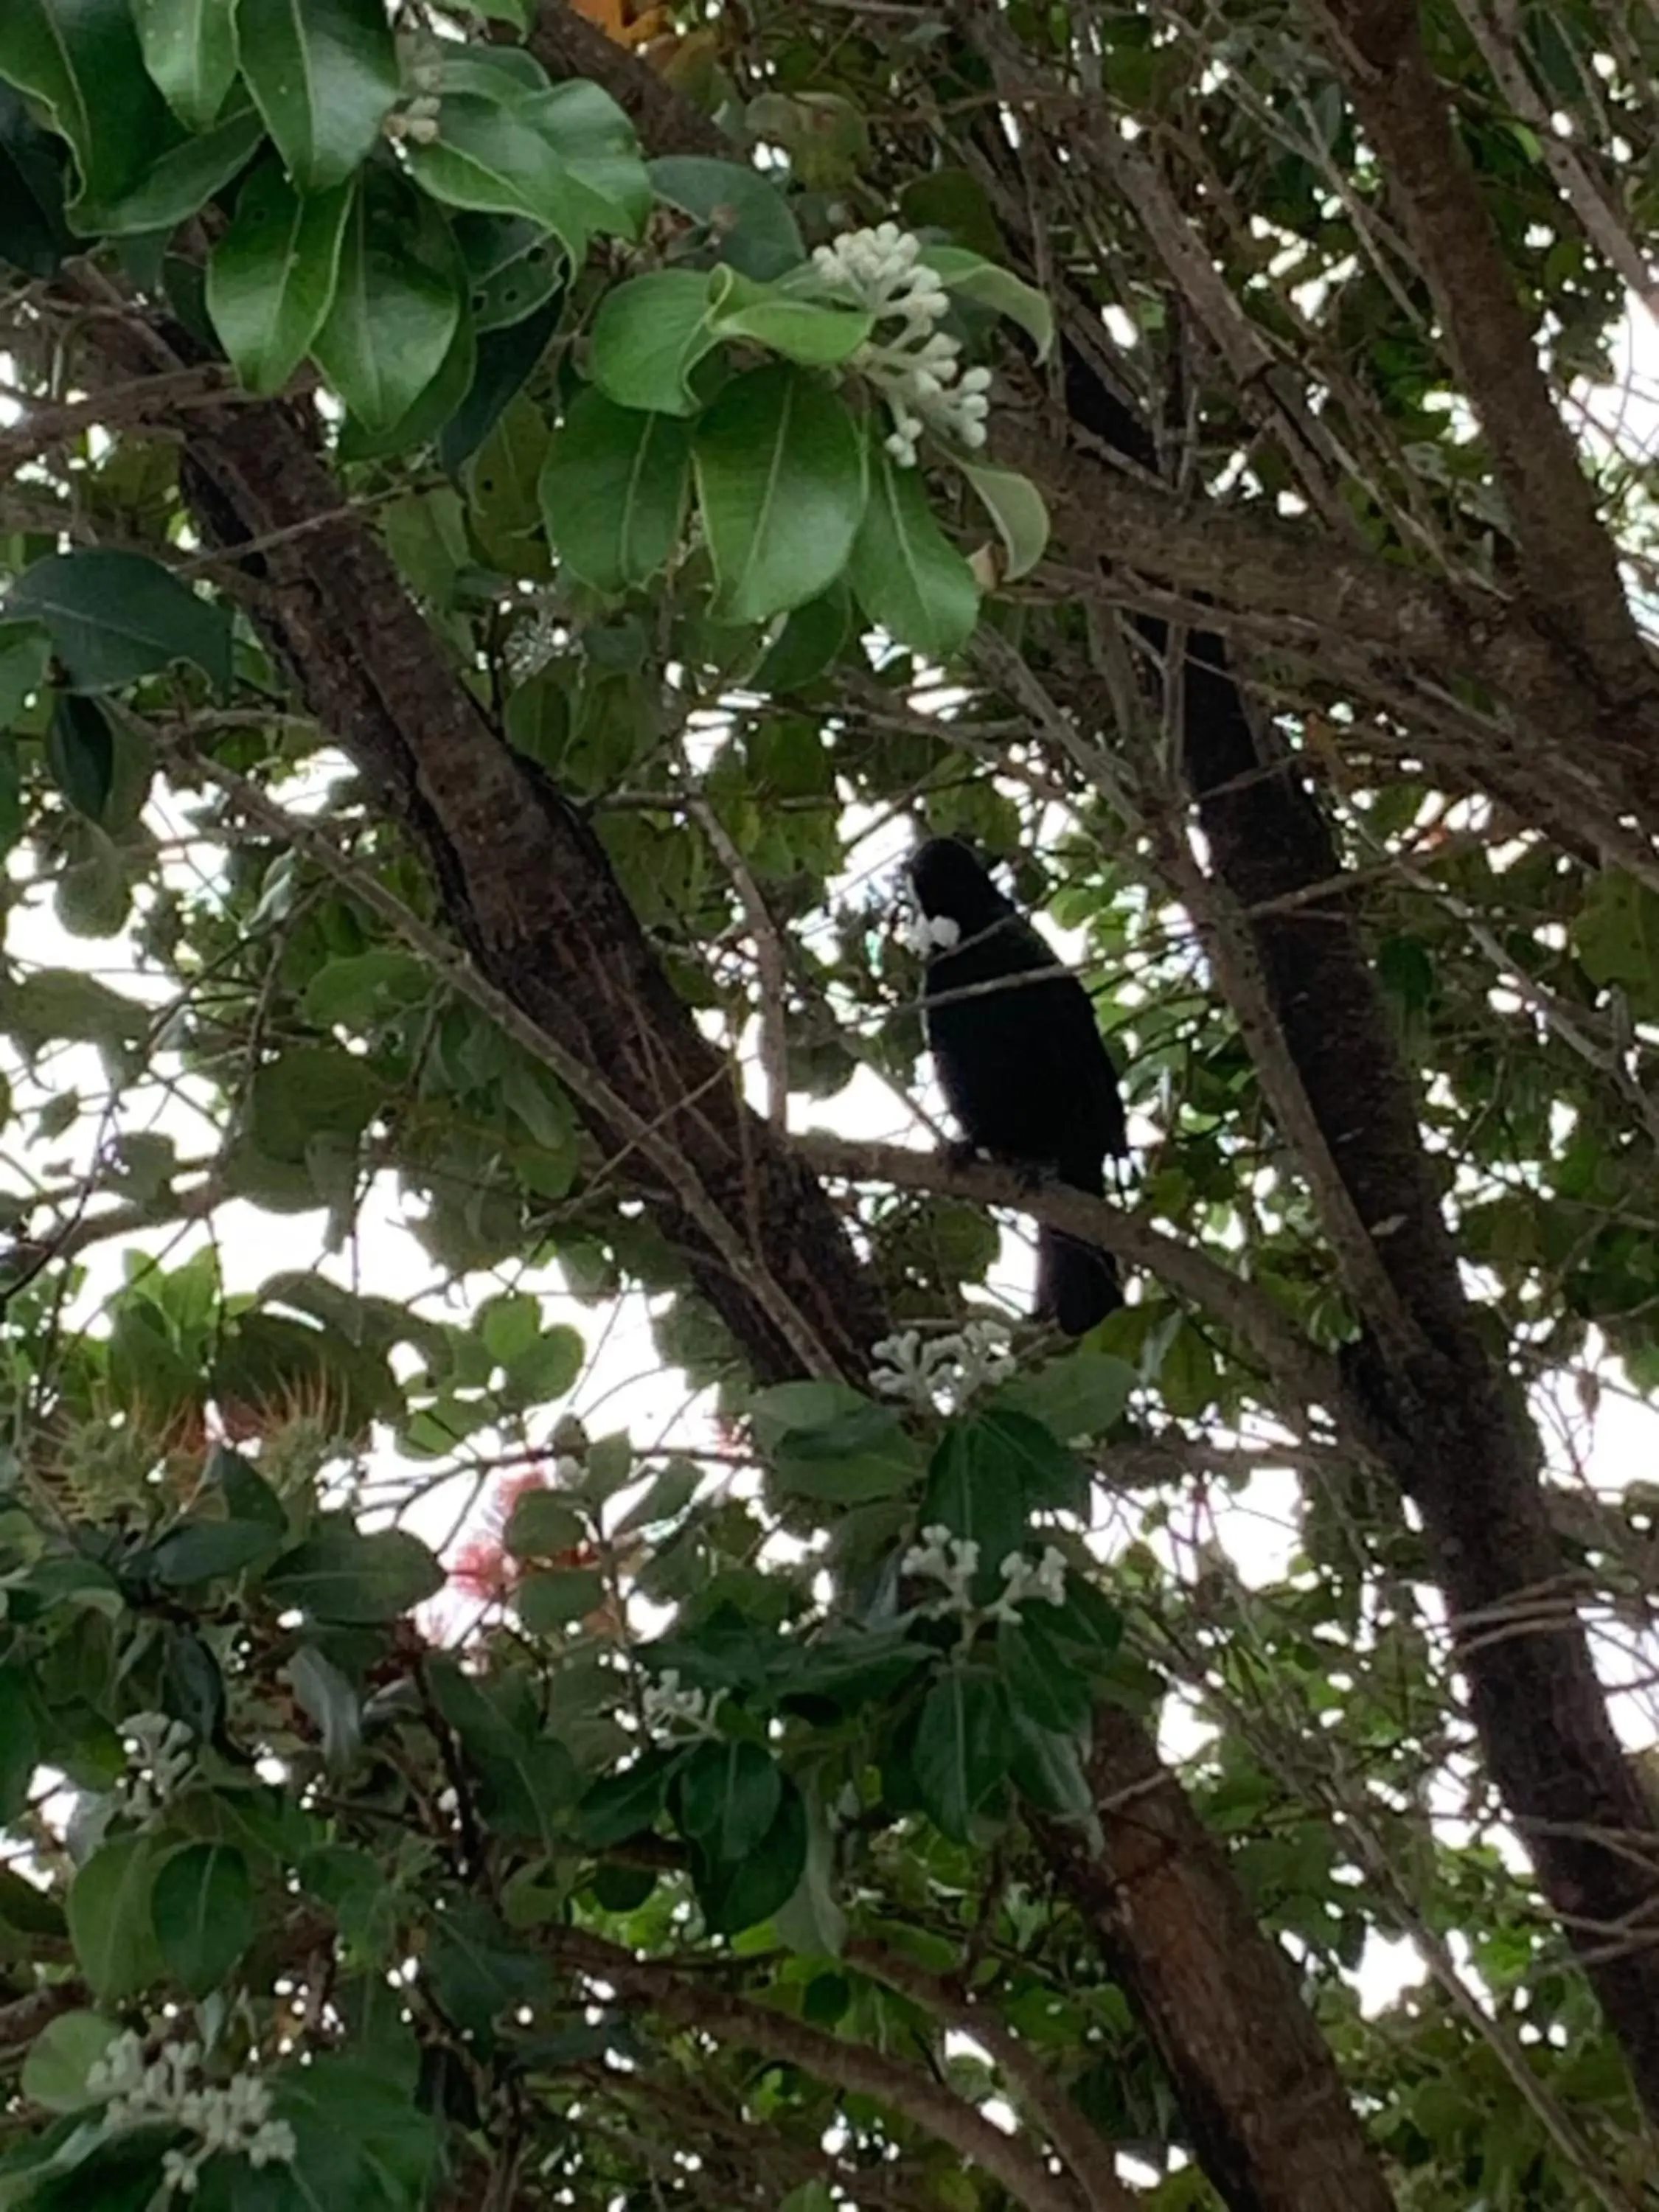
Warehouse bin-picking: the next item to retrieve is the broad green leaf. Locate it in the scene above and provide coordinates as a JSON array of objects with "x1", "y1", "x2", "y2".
[
  {"x1": 300, "y1": 948, "x2": 431, "y2": 1028},
  {"x1": 46, "y1": 694, "x2": 114, "y2": 819},
  {"x1": 677, "y1": 1740, "x2": 782, "y2": 1865},
  {"x1": 504, "y1": 1491, "x2": 585, "y2": 1560},
  {"x1": 754, "y1": 585, "x2": 852, "y2": 692},
  {"x1": 694, "y1": 366, "x2": 866, "y2": 623},
  {"x1": 0, "y1": 82, "x2": 74, "y2": 276},
  {"x1": 150, "y1": 1843, "x2": 254, "y2": 1995},
  {"x1": 695, "y1": 1777, "x2": 807, "y2": 1935},
  {"x1": 998, "y1": 1618, "x2": 1093, "y2": 1736},
  {"x1": 0, "y1": 1866, "x2": 66, "y2": 1938},
  {"x1": 613, "y1": 1458, "x2": 700, "y2": 1535},
  {"x1": 649, "y1": 155, "x2": 806, "y2": 281},
  {"x1": 498, "y1": 1323, "x2": 585, "y2": 1406},
  {"x1": 574, "y1": 1750, "x2": 681, "y2": 1846},
  {"x1": 748, "y1": 1380, "x2": 870, "y2": 1452},
  {"x1": 148, "y1": 1511, "x2": 285, "y2": 1585},
  {"x1": 921, "y1": 245, "x2": 1054, "y2": 359},
  {"x1": 540, "y1": 389, "x2": 692, "y2": 593},
  {"x1": 1573, "y1": 869, "x2": 1659, "y2": 1022},
  {"x1": 961, "y1": 460, "x2": 1050, "y2": 581},
  {"x1": 6, "y1": 551, "x2": 232, "y2": 692},
  {"x1": 133, "y1": 0, "x2": 239, "y2": 131},
  {"x1": 914, "y1": 1666, "x2": 1013, "y2": 1841},
  {"x1": 206, "y1": 160, "x2": 353, "y2": 395},
  {"x1": 97, "y1": 96, "x2": 263, "y2": 237},
  {"x1": 970, "y1": 1406, "x2": 1088, "y2": 1515},
  {"x1": 0, "y1": 1668, "x2": 39, "y2": 1822},
  {"x1": 21, "y1": 2011, "x2": 118, "y2": 2113},
  {"x1": 0, "y1": 0, "x2": 179, "y2": 229},
  {"x1": 0, "y1": 967, "x2": 150, "y2": 1051},
  {"x1": 287, "y1": 1644, "x2": 362, "y2": 1771},
  {"x1": 453, "y1": 209, "x2": 562, "y2": 332},
  {"x1": 263, "y1": 1517, "x2": 444, "y2": 1624},
  {"x1": 921, "y1": 1420, "x2": 1029, "y2": 1599},
  {"x1": 522, "y1": 80, "x2": 650, "y2": 240},
  {"x1": 994, "y1": 1351, "x2": 1135, "y2": 1442},
  {"x1": 338, "y1": 299, "x2": 476, "y2": 462},
  {"x1": 0, "y1": 618, "x2": 50, "y2": 726},
  {"x1": 847, "y1": 439, "x2": 979, "y2": 658},
  {"x1": 406, "y1": 91, "x2": 597, "y2": 259},
  {"x1": 67, "y1": 1834, "x2": 164, "y2": 2002},
  {"x1": 247, "y1": 1045, "x2": 380, "y2": 1161},
  {"x1": 706, "y1": 265, "x2": 872, "y2": 365},
  {"x1": 1008, "y1": 1713, "x2": 1093, "y2": 1819},
  {"x1": 234, "y1": 0, "x2": 397, "y2": 192},
  {"x1": 518, "y1": 1566, "x2": 606, "y2": 1632},
  {"x1": 589, "y1": 268, "x2": 720, "y2": 416},
  {"x1": 311, "y1": 168, "x2": 465, "y2": 434}
]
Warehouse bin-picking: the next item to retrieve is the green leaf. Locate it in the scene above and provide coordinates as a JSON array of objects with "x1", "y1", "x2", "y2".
[
  {"x1": 21, "y1": 2011, "x2": 118, "y2": 2113},
  {"x1": 998, "y1": 1617, "x2": 1092, "y2": 1736},
  {"x1": 695, "y1": 365, "x2": 866, "y2": 623},
  {"x1": 437, "y1": 297, "x2": 559, "y2": 472},
  {"x1": 995, "y1": 1351, "x2": 1134, "y2": 1442},
  {"x1": 574, "y1": 1750, "x2": 680, "y2": 1846},
  {"x1": 455, "y1": 210, "x2": 563, "y2": 333},
  {"x1": 921, "y1": 1420, "x2": 1029, "y2": 1599},
  {"x1": 613, "y1": 1458, "x2": 700, "y2": 1534},
  {"x1": 133, "y1": 0, "x2": 239, "y2": 131},
  {"x1": 961, "y1": 460, "x2": 1050, "y2": 580},
  {"x1": 0, "y1": 1865, "x2": 66, "y2": 1938},
  {"x1": 247, "y1": 1045, "x2": 380, "y2": 1161},
  {"x1": 0, "y1": 0, "x2": 178, "y2": 230},
  {"x1": 67, "y1": 1834, "x2": 164, "y2": 2002},
  {"x1": 234, "y1": 0, "x2": 397, "y2": 192},
  {"x1": 649, "y1": 156, "x2": 805, "y2": 281},
  {"x1": 206, "y1": 160, "x2": 353, "y2": 396},
  {"x1": 676, "y1": 1740, "x2": 782, "y2": 1865},
  {"x1": 522, "y1": 79, "x2": 650, "y2": 240},
  {"x1": 706, "y1": 265, "x2": 873, "y2": 365},
  {"x1": 95, "y1": 97, "x2": 265, "y2": 237},
  {"x1": 148, "y1": 1510, "x2": 285, "y2": 1585},
  {"x1": 1573, "y1": 869, "x2": 1659, "y2": 1021},
  {"x1": 754, "y1": 585, "x2": 851, "y2": 692},
  {"x1": 504, "y1": 1491, "x2": 585, "y2": 1559},
  {"x1": 1008, "y1": 1713, "x2": 1093, "y2": 1819},
  {"x1": 150, "y1": 1843, "x2": 254, "y2": 1996},
  {"x1": 847, "y1": 439, "x2": 978, "y2": 658},
  {"x1": 518, "y1": 1566, "x2": 606, "y2": 1632},
  {"x1": 287, "y1": 1644, "x2": 361, "y2": 1771},
  {"x1": 0, "y1": 83, "x2": 74, "y2": 277},
  {"x1": 407, "y1": 92, "x2": 590, "y2": 258},
  {"x1": 695, "y1": 1776, "x2": 807, "y2": 1934},
  {"x1": 0, "y1": 617, "x2": 50, "y2": 726},
  {"x1": 301, "y1": 948, "x2": 431, "y2": 1028},
  {"x1": 589, "y1": 268, "x2": 720, "y2": 416},
  {"x1": 0, "y1": 1666, "x2": 40, "y2": 1822},
  {"x1": 311, "y1": 167, "x2": 464, "y2": 434},
  {"x1": 499, "y1": 1323, "x2": 585, "y2": 1407},
  {"x1": 1, "y1": 967, "x2": 150, "y2": 1051},
  {"x1": 7, "y1": 551, "x2": 232, "y2": 693},
  {"x1": 921, "y1": 245, "x2": 1054, "y2": 359},
  {"x1": 46, "y1": 693, "x2": 114, "y2": 818},
  {"x1": 540, "y1": 389, "x2": 692, "y2": 594},
  {"x1": 914, "y1": 1666, "x2": 1013, "y2": 1841},
  {"x1": 263, "y1": 1517, "x2": 444, "y2": 1624}
]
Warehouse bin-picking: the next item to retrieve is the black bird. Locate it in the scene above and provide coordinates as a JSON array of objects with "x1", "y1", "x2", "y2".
[{"x1": 908, "y1": 837, "x2": 1127, "y2": 1335}]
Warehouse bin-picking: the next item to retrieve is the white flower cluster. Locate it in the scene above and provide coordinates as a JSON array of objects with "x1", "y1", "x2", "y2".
[
  {"x1": 809, "y1": 223, "x2": 992, "y2": 466},
  {"x1": 901, "y1": 1526, "x2": 1069, "y2": 1624},
  {"x1": 122, "y1": 1712, "x2": 195, "y2": 1823},
  {"x1": 992, "y1": 1545, "x2": 1068, "y2": 1622},
  {"x1": 506, "y1": 603, "x2": 561, "y2": 681},
  {"x1": 899, "y1": 911, "x2": 963, "y2": 956},
  {"x1": 641, "y1": 1668, "x2": 725, "y2": 1739},
  {"x1": 88, "y1": 2032, "x2": 296, "y2": 2199},
  {"x1": 869, "y1": 1319, "x2": 1018, "y2": 1413}
]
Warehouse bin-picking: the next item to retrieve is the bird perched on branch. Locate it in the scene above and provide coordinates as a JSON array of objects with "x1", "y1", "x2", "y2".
[{"x1": 907, "y1": 836, "x2": 1128, "y2": 1335}]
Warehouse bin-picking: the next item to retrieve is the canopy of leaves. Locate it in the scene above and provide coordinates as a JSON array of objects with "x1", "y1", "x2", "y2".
[{"x1": 0, "y1": 2, "x2": 1658, "y2": 2210}]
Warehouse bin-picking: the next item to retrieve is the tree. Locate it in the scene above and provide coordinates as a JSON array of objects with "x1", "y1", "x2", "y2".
[{"x1": 0, "y1": 0, "x2": 1657, "y2": 2205}]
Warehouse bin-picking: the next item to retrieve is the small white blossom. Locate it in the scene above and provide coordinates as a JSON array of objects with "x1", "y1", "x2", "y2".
[
  {"x1": 89, "y1": 2028, "x2": 295, "y2": 2201},
  {"x1": 900, "y1": 1524, "x2": 982, "y2": 1615},
  {"x1": 899, "y1": 911, "x2": 962, "y2": 956},
  {"x1": 641, "y1": 1668, "x2": 725, "y2": 1739},
  {"x1": 506, "y1": 603, "x2": 561, "y2": 681},
  {"x1": 806, "y1": 223, "x2": 996, "y2": 464},
  {"x1": 991, "y1": 1545, "x2": 1069, "y2": 1622},
  {"x1": 122, "y1": 1712, "x2": 195, "y2": 1823},
  {"x1": 869, "y1": 1320, "x2": 1017, "y2": 1413}
]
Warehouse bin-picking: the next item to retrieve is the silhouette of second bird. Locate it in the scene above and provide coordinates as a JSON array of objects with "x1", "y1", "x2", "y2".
[{"x1": 908, "y1": 836, "x2": 1127, "y2": 1335}]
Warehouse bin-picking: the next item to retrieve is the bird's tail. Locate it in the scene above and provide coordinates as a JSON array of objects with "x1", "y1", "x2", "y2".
[{"x1": 1035, "y1": 1225, "x2": 1122, "y2": 1338}]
